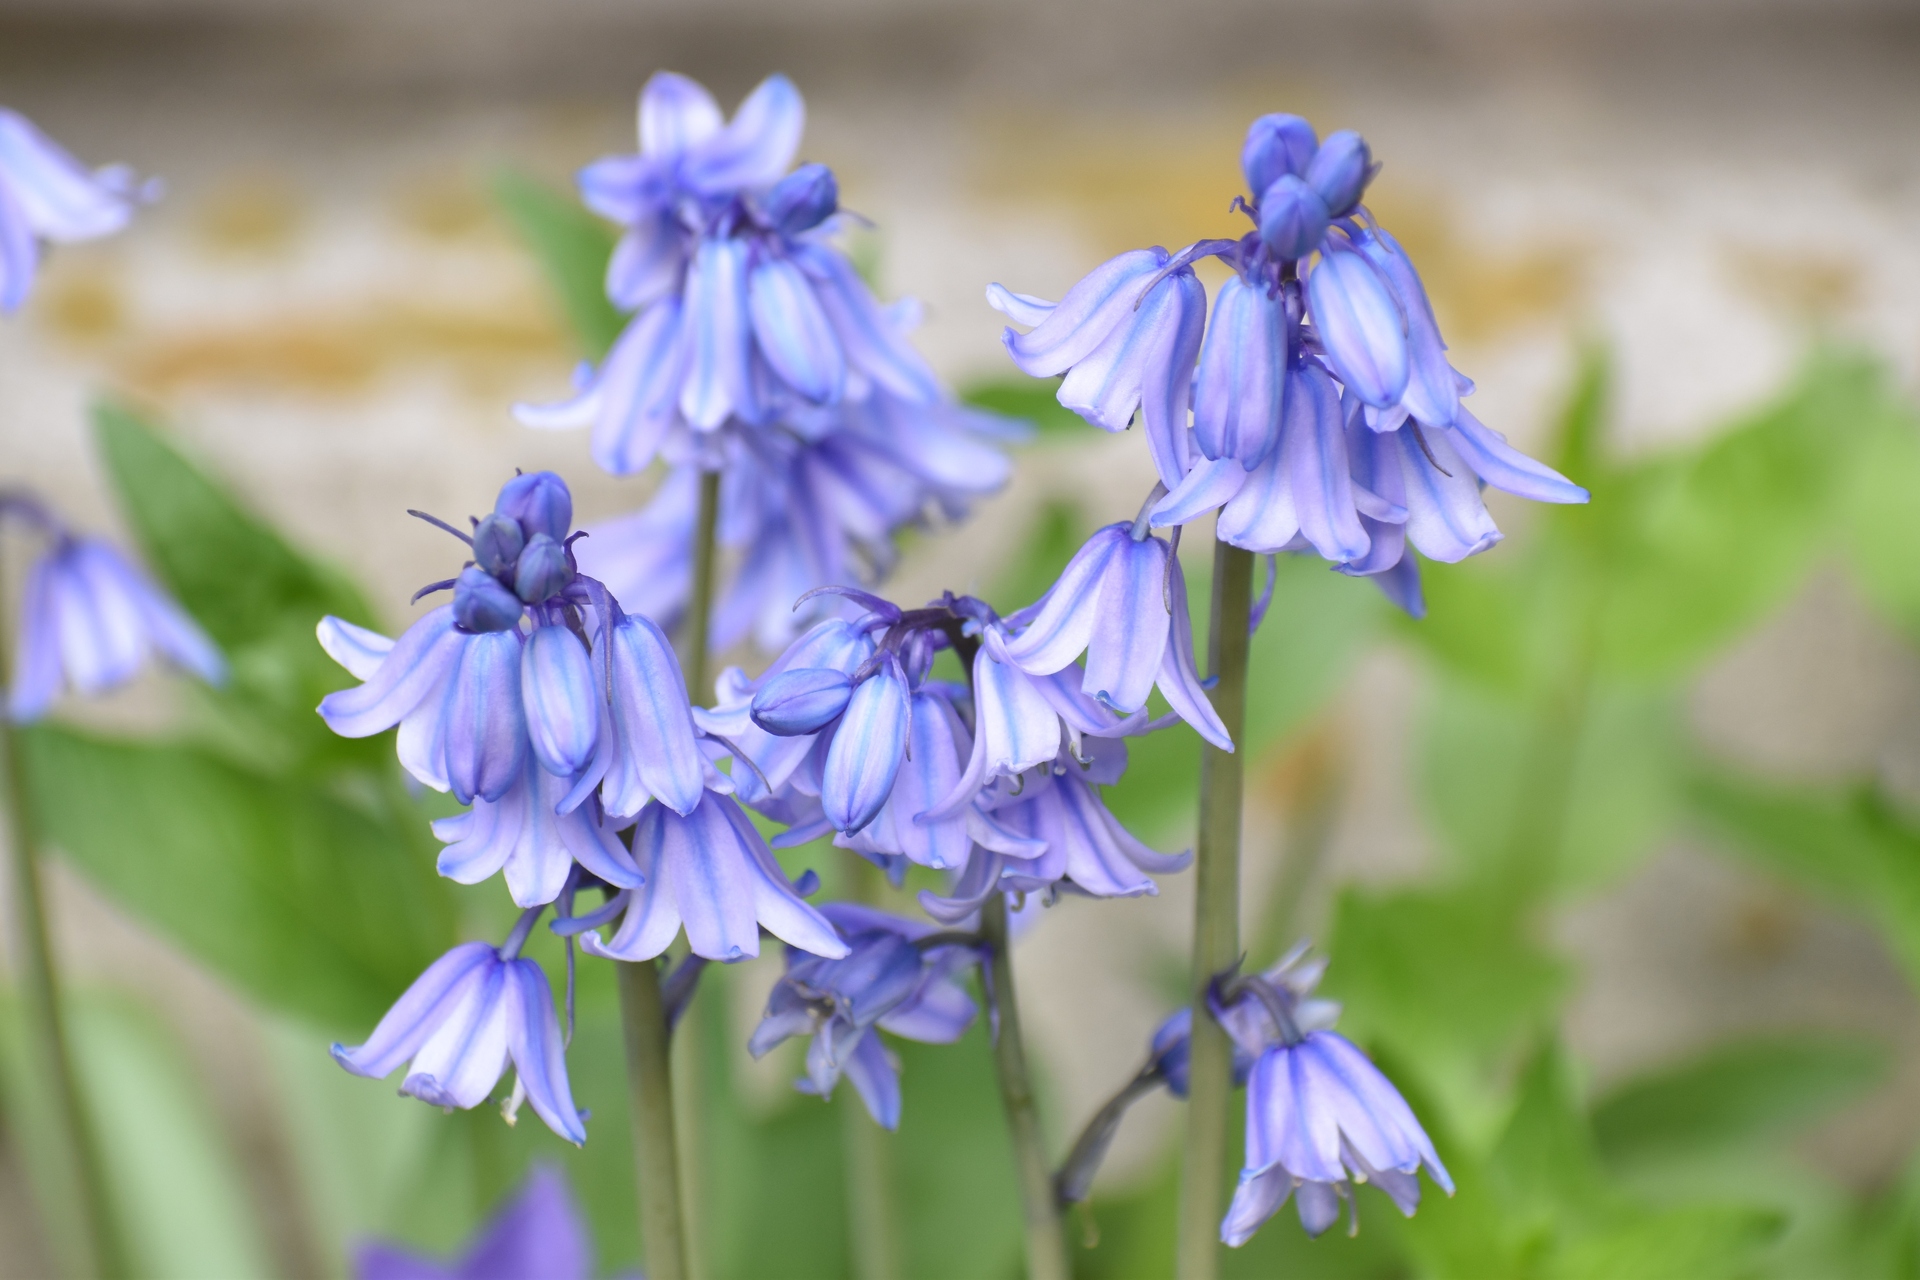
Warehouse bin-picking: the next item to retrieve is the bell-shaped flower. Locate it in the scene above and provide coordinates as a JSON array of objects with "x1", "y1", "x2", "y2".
[
  {"x1": 593, "y1": 601, "x2": 706, "y2": 821},
  {"x1": 1305, "y1": 238, "x2": 1407, "y2": 411},
  {"x1": 515, "y1": 297, "x2": 686, "y2": 476},
  {"x1": 1193, "y1": 273, "x2": 1288, "y2": 467},
  {"x1": 580, "y1": 788, "x2": 847, "y2": 963},
  {"x1": 819, "y1": 653, "x2": 912, "y2": 835},
  {"x1": 332, "y1": 938, "x2": 586, "y2": 1145},
  {"x1": 748, "y1": 903, "x2": 977, "y2": 1129},
  {"x1": 433, "y1": 754, "x2": 642, "y2": 908},
  {"x1": 0, "y1": 107, "x2": 157, "y2": 313},
  {"x1": 750, "y1": 666, "x2": 852, "y2": 736},
  {"x1": 1240, "y1": 113, "x2": 1319, "y2": 198},
  {"x1": 990, "y1": 248, "x2": 1206, "y2": 490},
  {"x1": 750, "y1": 251, "x2": 845, "y2": 405},
  {"x1": 1000, "y1": 523, "x2": 1230, "y2": 750},
  {"x1": 1225, "y1": 1032, "x2": 1452, "y2": 1244},
  {"x1": 697, "y1": 615, "x2": 875, "y2": 804},
  {"x1": 763, "y1": 162, "x2": 837, "y2": 237},
  {"x1": 835, "y1": 687, "x2": 973, "y2": 872},
  {"x1": 495, "y1": 470, "x2": 573, "y2": 542},
  {"x1": 521, "y1": 625, "x2": 599, "y2": 778},
  {"x1": 354, "y1": 1167, "x2": 593, "y2": 1280},
  {"x1": 7, "y1": 533, "x2": 224, "y2": 722}
]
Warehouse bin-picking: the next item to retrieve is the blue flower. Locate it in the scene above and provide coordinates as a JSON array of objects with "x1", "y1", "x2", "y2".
[
  {"x1": 431, "y1": 754, "x2": 642, "y2": 909},
  {"x1": 0, "y1": 107, "x2": 158, "y2": 313},
  {"x1": 748, "y1": 903, "x2": 977, "y2": 1129},
  {"x1": 332, "y1": 915, "x2": 587, "y2": 1146},
  {"x1": 3, "y1": 509, "x2": 224, "y2": 721},
  {"x1": 1000, "y1": 523, "x2": 1229, "y2": 749},
  {"x1": 579, "y1": 787, "x2": 848, "y2": 963},
  {"x1": 354, "y1": 1166, "x2": 596, "y2": 1280}
]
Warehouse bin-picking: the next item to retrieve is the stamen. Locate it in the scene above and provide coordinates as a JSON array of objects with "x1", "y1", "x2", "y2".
[
  {"x1": 407, "y1": 509, "x2": 474, "y2": 546},
  {"x1": 1408, "y1": 421, "x2": 1453, "y2": 477},
  {"x1": 1130, "y1": 482, "x2": 1169, "y2": 541}
]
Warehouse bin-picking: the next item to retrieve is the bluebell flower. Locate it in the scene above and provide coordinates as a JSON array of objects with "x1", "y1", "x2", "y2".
[
  {"x1": 354, "y1": 1166, "x2": 596, "y2": 1280},
  {"x1": 333, "y1": 911, "x2": 586, "y2": 1145},
  {"x1": 0, "y1": 107, "x2": 158, "y2": 313},
  {"x1": 2, "y1": 496, "x2": 224, "y2": 721},
  {"x1": 748, "y1": 902, "x2": 977, "y2": 1128},
  {"x1": 999, "y1": 522, "x2": 1230, "y2": 749},
  {"x1": 578, "y1": 786, "x2": 847, "y2": 962},
  {"x1": 318, "y1": 471, "x2": 704, "y2": 904}
]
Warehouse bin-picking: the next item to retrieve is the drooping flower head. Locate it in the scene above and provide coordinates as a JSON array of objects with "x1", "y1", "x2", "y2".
[
  {"x1": 748, "y1": 902, "x2": 978, "y2": 1128},
  {"x1": 0, "y1": 491, "x2": 224, "y2": 721},
  {"x1": 316, "y1": 471, "x2": 703, "y2": 906},
  {"x1": 355, "y1": 1166, "x2": 595, "y2": 1280},
  {"x1": 989, "y1": 113, "x2": 1588, "y2": 614},
  {"x1": 333, "y1": 908, "x2": 587, "y2": 1146},
  {"x1": 0, "y1": 107, "x2": 159, "y2": 313}
]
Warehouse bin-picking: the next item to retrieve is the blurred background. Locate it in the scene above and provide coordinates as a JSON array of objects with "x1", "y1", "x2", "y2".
[{"x1": 2, "y1": 0, "x2": 1920, "y2": 1275}]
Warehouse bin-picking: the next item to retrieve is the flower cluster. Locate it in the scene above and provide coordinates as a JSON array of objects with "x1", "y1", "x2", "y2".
[
  {"x1": 991, "y1": 114, "x2": 1588, "y2": 616},
  {"x1": 1, "y1": 491, "x2": 224, "y2": 721},
  {"x1": 518, "y1": 73, "x2": 1022, "y2": 651},
  {"x1": 0, "y1": 107, "x2": 158, "y2": 313}
]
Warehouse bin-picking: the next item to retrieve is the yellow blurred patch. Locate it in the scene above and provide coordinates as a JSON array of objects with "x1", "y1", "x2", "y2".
[
  {"x1": 1722, "y1": 243, "x2": 1859, "y2": 320},
  {"x1": 32, "y1": 258, "x2": 126, "y2": 344},
  {"x1": 192, "y1": 174, "x2": 304, "y2": 256}
]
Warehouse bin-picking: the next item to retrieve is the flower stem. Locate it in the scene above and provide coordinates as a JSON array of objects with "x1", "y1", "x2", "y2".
[
  {"x1": 981, "y1": 892, "x2": 1071, "y2": 1280},
  {"x1": 614, "y1": 466, "x2": 721, "y2": 1280},
  {"x1": 1175, "y1": 541, "x2": 1253, "y2": 1280},
  {"x1": 0, "y1": 631, "x2": 124, "y2": 1277},
  {"x1": 840, "y1": 856, "x2": 901, "y2": 1280}
]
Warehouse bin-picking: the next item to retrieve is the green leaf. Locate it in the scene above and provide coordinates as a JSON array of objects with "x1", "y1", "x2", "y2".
[
  {"x1": 1591, "y1": 1035, "x2": 1889, "y2": 1167},
  {"x1": 492, "y1": 169, "x2": 623, "y2": 360},
  {"x1": 1688, "y1": 769, "x2": 1920, "y2": 989},
  {"x1": 1546, "y1": 1205, "x2": 1782, "y2": 1280},
  {"x1": 1489, "y1": 1040, "x2": 1614, "y2": 1226},
  {"x1": 1840, "y1": 394, "x2": 1920, "y2": 646},
  {"x1": 958, "y1": 376, "x2": 1085, "y2": 437},
  {"x1": 23, "y1": 725, "x2": 458, "y2": 1032}
]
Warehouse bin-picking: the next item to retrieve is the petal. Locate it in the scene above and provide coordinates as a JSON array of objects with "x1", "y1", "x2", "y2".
[
  {"x1": 330, "y1": 942, "x2": 497, "y2": 1080},
  {"x1": 316, "y1": 615, "x2": 394, "y2": 682},
  {"x1": 749, "y1": 254, "x2": 845, "y2": 404},
  {"x1": 0, "y1": 109, "x2": 137, "y2": 242},
  {"x1": 679, "y1": 237, "x2": 754, "y2": 430},
  {"x1": 1394, "y1": 425, "x2": 1501, "y2": 562},
  {"x1": 1140, "y1": 270, "x2": 1207, "y2": 492},
  {"x1": 577, "y1": 153, "x2": 665, "y2": 224},
  {"x1": 658, "y1": 793, "x2": 764, "y2": 961},
  {"x1": 1445, "y1": 407, "x2": 1589, "y2": 505},
  {"x1": 601, "y1": 612, "x2": 705, "y2": 819},
  {"x1": 318, "y1": 605, "x2": 463, "y2": 738},
  {"x1": 582, "y1": 807, "x2": 684, "y2": 962},
  {"x1": 444, "y1": 629, "x2": 528, "y2": 805},
  {"x1": 887, "y1": 691, "x2": 971, "y2": 869},
  {"x1": 1054, "y1": 277, "x2": 1173, "y2": 432},
  {"x1": 821, "y1": 658, "x2": 911, "y2": 835},
  {"x1": 0, "y1": 179, "x2": 36, "y2": 313},
  {"x1": 402, "y1": 961, "x2": 512, "y2": 1111},
  {"x1": 793, "y1": 243, "x2": 941, "y2": 404},
  {"x1": 6, "y1": 553, "x2": 63, "y2": 721},
  {"x1": 1220, "y1": 1166, "x2": 1292, "y2": 1248},
  {"x1": 1216, "y1": 432, "x2": 1301, "y2": 553},
  {"x1": 1000, "y1": 249, "x2": 1166, "y2": 377},
  {"x1": 1081, "y1": 533, "x2": 1171, "y2": 714},
  {"x1": 1153, "y1": 555, "x2": 1233, "y2": 751},
  {"x1": 1002, "y1": 525, "x2": 1125, "y2": 676},
  {"x1": 55, "y1": 541, "x2": 148, "y2": 695},
  {"x1": 503, "y1": 960, "x2": 587, "y2": 1145},
  {"x1": 842, "y1": 1029, "x2": 902, "y2": 1130},
  {"x1": 460, "y1": 1168, "x2": 590, "y2": 1279},
  {"x1": 606, "y1": 214, "x2": 683, "y2": 312},
  {"x1": 1286, "y1": 362, "x2": 1370, "y2": 563},
  {"x1": 1312, "y1": 1033, "x2": 1449, "y2": 1191},
  {"x1": 721, "y1": 795, "x2": 848, "y2": 956},
  {"x1": 639, "y1": 72, "x2": 723, "y2": 157},
  {"x1": 521, "y1": 626, "x2": 600, "y2": 777},
  {"x1": 877, "y1": 973, "x2": 975, "y2": 1044},
  {"x1": 434, "y1": 771, "x2": 526, "y2": 887},
  {"x1": 984, "y1": 283, "x2": 1055, "y2": 328},
  {"x1": 1293, "y1": 1181, "x2": 1342, "y2": 1238},
  {"x1": 684, "y1": 74, "x2": 805, "y2": 193},
  {"x1": 1193, "y1": 275, "x2": 1286, "y2": 466},
  {"x1": 1306, "y1": 245, "x2": 1408, "y2": 409},
  {"x1": 559, "y1": 794, "x2": 644, "y2": 890},
  {"x1": 499, "y1": 764, "x2": 580, "y2": 908},
  {"x1": 593, "y1": 298, "x2": 687, "y2": 476},
  {"x1": 1152, "y1": 455, "x2": 1253, "y2": 529},
  {"x1": 397, "y1": 680, "x2": 455, "y2": 793},
  {"x1": 1031, "y1": 775, "x2": 1157, "y2": 898},
  {"x1": 750, "y1": 667, "x2": 854, "y2": 736},
  {"x1": 1241, "y1": 113, "x2": 1319, "y2": 194},
  {"x1": 1356, "y1": 226, "x2": 1457, "y2": 428}
]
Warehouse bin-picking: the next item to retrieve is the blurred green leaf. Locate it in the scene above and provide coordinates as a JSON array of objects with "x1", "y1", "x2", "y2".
[
  {"x1": 24, "y1": 725, "x2": 458, "y2": 1032},
  {"x1": 1689, "y1": 770, "x2": 1920, "y2": 989},
  {"x1": 1840, "y1": 393, "x2": 1920, "y2": 647},
  {"x1": 492, "y1": 170, "x2": 623, "y2": 360},
  {"x1": 1592, "y1": 1034, "x2": 1888, "y2": 1168},
  {"x1": 1547, "y1": 1204, "x2": 1782, "y2": 1280},
  {"x1": 960, "y1": 376, "x2": 1086, "y2": 437},
  {"x1": 1490, "y1": 1040, "x2": 1614, "y2": 1226}
]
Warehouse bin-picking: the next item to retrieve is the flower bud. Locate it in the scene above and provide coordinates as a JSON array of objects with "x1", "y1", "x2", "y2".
[
  {"x1": 1257, "y1": 175, "x2": 1331, "y2": 260},
  {"x1": 751, "y1": 667, "x2": 854, "y2": 736},
  {"x1": 1240, "y1": 114, "x2": 1318, "y2": 198},
  {"x1": 494, "y1": 471, "x2": 573, "y2": 542},
  {"x1": 453, "y1": 566, "x2": 523, "y2": 633},
  {"x1": 470, "y1": 513, "x2": 525, "y2": 578},
  {"x1": 1305, "y1": 130, "x2": 1373, "y2": 217},
  {"x1": 764, "y1": 163, "x2": 838, "y2": 237},
  {"x1": 513, "y1": 533, "x2": 572, "y2": 604}
]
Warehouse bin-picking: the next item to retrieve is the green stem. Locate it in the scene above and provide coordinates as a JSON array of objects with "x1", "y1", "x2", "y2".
[
  {"x1": 841, "y1": 858, "x2": 901, "y2": 1280},
  {"x1": 981, "y1": 892, "x2": 1070, "y2": 1280},
  {"x1": 1175, "y1": 542, "x2": 1253, "y2": 1280},
  {"x1": 0, "y1": 629, "x2": 124, "y2": 1277},
  {"x1": 615, "y1": 467, "x2": 721, "y2": 1280}
]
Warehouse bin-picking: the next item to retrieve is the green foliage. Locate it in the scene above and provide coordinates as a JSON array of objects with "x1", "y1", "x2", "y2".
[
  {"x1": 491, "y1": 169, "x2": 624, "y2": 359},
  {"x1": 961, "y1": 376, "x2": 1089, "y2": 437}
]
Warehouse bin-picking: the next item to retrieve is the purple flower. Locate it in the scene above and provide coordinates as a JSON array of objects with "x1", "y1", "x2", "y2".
[
  {"x1": 748, "y1": 903, "x2": 976, "y2": 1128},
  {"x1": 333, "y1": 916, "x2": 586, "y2": 1146},
  {"x1": 578, "y1": 788, "x2": 847, "y2": 963},
  {"x1": 431, "y1": 754, "x2": 642, "y2": 909},
  {"x1": 1000, "y1": 523, "x2": 1229, "y2": 749},
  {"x1": 355, "y1": 1166, "x2": 594, "y2": 1280},
  {"x1": 4, "y1": 519, "x2": 224, "y2": 722},
  {"x1": 0, "y1": 107, "x2": 158, "y2": 313}
]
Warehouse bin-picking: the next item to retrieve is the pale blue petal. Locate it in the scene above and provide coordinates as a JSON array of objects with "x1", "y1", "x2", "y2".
[
  {"x1": 661, "y1": 793, "x2": 766, "y2": 961},
  {"x1": 843, "y1": 1029, "x2": 901, "y2": 1130},
  {"x1": 1002, "y1": 524, "x2": 1124, "y2": 676},
  {"x1": 1221, "y1": 1166, "x2": 1292, "y2": 1248},
  {"x1": 1000, "y1": 249, "x2": 1165, "y2": 377},
  {"x1": 794, "y1": 244, "x2": 940, "y2": 403},
  {"x1": 1393, "y1": 425, "x2": 1501, "y2": 562},
  {"x1": 316, "y1": 615, "x2": 393, "y2": 682},
  {"x1": 521, "y1": 626, "x2": 599, "y2": 777},
  {"x1": 984, "y1": 283, "x2": 1054, "y2": 328},
  {"x1": 503, "y1": 959, "x2": 587, "y2": 1144},
  {"x1": 1152, "y1": 455, "x2": 1252, "y2": 528},
  {"x1": 6, "y1": 553, "x2": 62, "y2": 721},
  {"x1": 401, "y1": 961, "x2": 511, "y2": 1111},
  {"x1": 1286, "y1": 363, "x2": 1370, "y2": 563},
  {"x1": 318, "y1": 605, "x2": 463, "y2": 738},
  {"x1": 0, "y1": 109, "x2": 139, "y2": 242},
  {"x1": 1241, "y1": 113, "x2": 1318, "y2": 195},
  {"x1": 602, "y1": 611, "x2": 705, "y2": 819},
  {"x1": 749, "y1": 254, "x2": 844, "y2": 403},
  {"x1": 1216, "y1": 433, "x2": 1301, "y2": 553},
  {"x1": 1193, "y1": 275, "x2": 1286, "y2": 465},
  {"x1": 581, "y1": 808, "x2": 682, "y2": 962},
  {"x1": 444, "y1": 629, "x2": 528, "y2": 805},
  {"x1": 1306, "y1": 245, "x2": 1408, "y2": 409},
  {"x1": 822, "y1": 658, "x2": 911, "y2": 835},
  {"x1": 684, "y1": 73, "x2": 805, "y2": 194},
  {"x1": 639, "y1": 72, "x2": 723, "y2": 157},
  {"x1": 1081, "y1": 533, "x2": 1169, "y2": 714},
  {"x1": 679, "y1": 237, "x2": 754, "y2": 430},
  {"x1": 1153, "y1": 555, "x2": 1233, "y2": 751},
  {"x1": 331, "y1": 942, "x2": 496, "y2": 1080},
  {"x1": 606, "y1": 213, "x2": 683, "y2": 311},
  {"x1": 1446, "y1": 407, "x2": 1588, "y2": 505},
  {"x1": 1140, "y1": 270, "x2": 1207, "y2": 491},
  {"x1": 0, "y1": 179, "x2": 35, "y2": 313},
  {"x1": 1357, "y1": 226, "x2": 1456, "y2": 428}
]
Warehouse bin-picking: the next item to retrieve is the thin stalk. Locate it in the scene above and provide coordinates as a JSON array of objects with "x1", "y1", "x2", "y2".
[
  {"x1": 0, "y1": 564, "x2": 124, "y2": 1279},
  {"x1": 840, "y1": 857, "x2": 901, "y2": 1280},
  {"x1": 615, "y1": 466, "x2": 720, "y2": 1280},
  {"x1": 981, "y1": 893, "x2": 1071, "y2": 1280},
  {"x1": 1175, "y1": 542, "x2": 1253, "y2": 1280}
]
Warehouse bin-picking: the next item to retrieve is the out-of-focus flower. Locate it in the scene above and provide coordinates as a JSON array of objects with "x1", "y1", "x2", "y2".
[
  {"x1": 333, "y1": 911, "x2": 586, "y2": 1145},
  {"x1": 1, "y1": 493, "x2": 223, "y2": 722},
  {"x1": 0, "y1": 107, "x2": 158, "y2": 313},
  {"x1": 354, "y1": 1166, "x2": 596, "y2": 1280},
  {"x1": 748, "y1": 902, "x2": 977, "y2": 1128},
  {"x1": 989, "y1": 112, "x2": 1587, "y2": 614}
]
